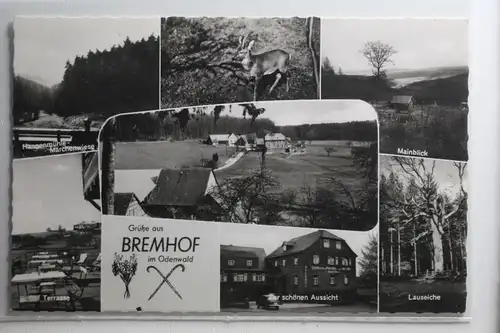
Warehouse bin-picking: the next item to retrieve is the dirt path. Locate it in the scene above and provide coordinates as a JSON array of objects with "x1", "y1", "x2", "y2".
[{"x1": 214, "y1": 151, "x2": 245, "y2": 172}]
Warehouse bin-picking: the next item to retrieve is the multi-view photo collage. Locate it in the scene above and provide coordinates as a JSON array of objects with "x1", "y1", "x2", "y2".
[{"x1": 10, "y1": 17, "x2": 468, "y2": 316}]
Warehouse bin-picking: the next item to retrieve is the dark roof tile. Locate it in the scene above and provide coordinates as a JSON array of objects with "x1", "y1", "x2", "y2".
[
  {"x1": 146, "y1": 168, "x2": 213, "y2": 206},
  {"x1": 266, "y1": 230, "x2": 353, "y2": 259},
  {"x1": 221, "y1": 245, "x2": 266, "y2": 270},
  {"x1": 114, "y1": 192, "x2": 135, "y2": 215}
]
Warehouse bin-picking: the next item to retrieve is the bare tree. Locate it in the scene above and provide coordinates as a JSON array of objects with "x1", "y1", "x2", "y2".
[
  {"x1": 210, "y1": 169, "x2": 280, "y2": 223},
  {"x1": 390, "y1": 157, "x2": 467, "y2": 274},
  {"x1": 324, "y1": 147, "x2": 335, "y2": 156},
  {"x1": 360, "y1": 41, "x2": 397, "y2": 79}
]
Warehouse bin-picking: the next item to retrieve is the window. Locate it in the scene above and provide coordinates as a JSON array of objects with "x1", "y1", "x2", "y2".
[
  {"x1": 294, "y1": 257, "x2": 299, "y2": 265},
  {"x1": 313, "y1": 255, "x2": 320, "y2": 265},
  {"x1": 344, "y1": 275, "x2": 349, "y2": 285},
  {"x1": 294, "y1": 276, "x2": 299, "y2": 285},
  {"x1": 348, "y1": 258, "x2": 352, "y2": 266},
  {"x1": 342, "y1": 258, "x2": 349, "y2": 266},
  {"x1": 327, "y1": 256, "x2": 334, "y2": 265},
  {"x1": 221, "y1": 273, "x2": 227, "y2": 282},
  {"x1": 233, "y1": 273, "x2": 248, "y2": 282},
  {"x1": 335, "y1": 257, "x2": 339, "y2": 265},
  {"x1": 228, "y1": 260, "x2": 235, "y2": 266},
  {"x1": 274, "y1": 260, "x2": 278, "y2": 267},
  {"x1": 246, "y1": 260, "x2": 253, "y2": 267},
  {"x1": 336, "y1": 241, "x2": 342, "y2": 250},
  {"x1": 330, "y1": 276, "x2": 336, "y2": 285},
  {"x1": 313, "y1": 276, "x2": 319, "y2": 286},
  {"x1": 282, "y1": 259, "x2": 286, "y2": 267},
  {"x1": 253, "y1": 273, "x2": 265, "y2": 282},
  {"x1": 323, "y1": 239, "x2": 330, "y2": 248}
]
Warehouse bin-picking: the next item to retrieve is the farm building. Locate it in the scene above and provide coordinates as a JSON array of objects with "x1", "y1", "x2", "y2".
[
  {"x1": 235, "y1": 133, "x2": 258, "y2": 149},
  {"x1": 207, "y1": 133, "x2": 239, "y2": 146},
  {"x1": 265, "y1": 230, "x2": 358, "y2": 303},
  {"x1": 255, "y1": 138, "x2": 265, "y2": 151},
  {"x1": 390, "y1": 95, "x2": 414, "y2": 112},
  {"x1": 207, "y1": 134, "x2": 229, "y2": 146},
  {"x1": 113, "y1": 192, "x2": 148, "y2": 217},
  {"x1": 264, "y1": 133, "x2": 291, "y2": 150},
  {"x1": 73, "y1": 221, "x2": 101, "y2": 232},
  {"x1": 142, "y1": 168, "x2": 223, "y2": 220},
  {"x1": 220, "y1": 245, "x2": 268, "y2": 305}
]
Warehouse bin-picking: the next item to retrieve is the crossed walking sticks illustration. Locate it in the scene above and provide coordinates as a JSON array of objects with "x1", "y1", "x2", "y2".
[{"x1": 146, "y1": 264, "x2": 186, "y2": 301}]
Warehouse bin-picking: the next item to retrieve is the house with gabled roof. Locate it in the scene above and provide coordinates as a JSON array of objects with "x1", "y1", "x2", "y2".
[
  {"x1": 220, "y1": 245, "x2": 269, "y2": 304},
  {"x1": 265, "y1": 230, "x2": 358, "y2": 303},
  {"x1": 264, "y1": 132, "x2": 291, "y2": 150},
  {"x1": 235, "y1": 133, "x2": 258, "y2": 150},
  {"x1": 114, "y1": 192, "x2": 148, "y2": 217},
  {"x1": 391, "y1": 95, "x2": 414, "y2": 112},
  {"x1": 207, "y1": 134, "x2": 229, "y2": 146},
  {"x1": 142, "y1": 168, "x2": 223, "y2": 221}
]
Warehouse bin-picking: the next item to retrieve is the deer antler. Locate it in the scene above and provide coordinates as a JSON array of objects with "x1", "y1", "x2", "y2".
[{"x1": 240, "y1": 33, "x2": 250, "y2": 48}]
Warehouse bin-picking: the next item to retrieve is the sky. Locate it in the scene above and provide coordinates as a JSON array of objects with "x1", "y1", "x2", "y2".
[
  {"x1": 380, "y1": 156, "x2": 468, "y2": 199},
  {"x1": 12, "y1": 153, "x2": 101, "y2": 235},
  {"x1": 219, "y1": 223, "x2": 376, "y2": 277},
  {"x1": 14, "y1": 17, "x2": 160, "y2": 86},
  {"x1": 321, "y1": 19, "x2": 468, "y2": 74},
  {"x1": 185, "y1": 100, "x2": 378, "y2": 125}
]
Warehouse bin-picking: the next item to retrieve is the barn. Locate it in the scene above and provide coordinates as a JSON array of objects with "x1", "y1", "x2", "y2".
[{"x1": 391, "y1": 95, "x2": 414, "y2": 112}]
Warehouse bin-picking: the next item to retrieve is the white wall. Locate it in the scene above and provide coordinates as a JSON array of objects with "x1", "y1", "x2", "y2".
[{"x1": 1, "y1": 0, "x2": 498, "y2": 332}]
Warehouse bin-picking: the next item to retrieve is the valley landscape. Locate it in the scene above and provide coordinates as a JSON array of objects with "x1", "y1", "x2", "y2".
[{"x1": 321, "y1": 19, "x2": 468, "y2": 161}]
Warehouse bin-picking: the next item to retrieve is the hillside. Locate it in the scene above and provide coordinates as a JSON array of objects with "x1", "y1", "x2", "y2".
[
  {"x1": 13, "y1": 35, "x2": 159, "y2": 126},
  {"x1": 386, "y1": 66, "x2": 468, "y2": 80},
  {"x1": 321, "y1": 70, "x2": 468, "y2": 106}
]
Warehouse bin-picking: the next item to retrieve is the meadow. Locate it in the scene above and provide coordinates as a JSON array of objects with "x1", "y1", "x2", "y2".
[
  {"x1": 114, "y1": 140, "x2": 238, "y2": 170},
  {"x1": 216, "y1": 140, "x2": 369, "y2": 204}
]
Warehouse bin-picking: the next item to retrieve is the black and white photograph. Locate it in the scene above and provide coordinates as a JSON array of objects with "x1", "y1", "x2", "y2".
[
  {"x1": 99, "y1": 100, "x2": 378, "y2": 232},
  {"x1": 13, "y1": 17, "x2": 160, "y2": 159},
  {"x1": 379, "y1": 155, "x2": 468, "y2": 313},
  {"x1": 321, "y1": 19, "x2": 468, "y2": 161},
  {"x1": 10, "y1": 152, "x2": 101, "y2": 312},
  {"x1": 219, "y1": 224, "x2": 377, "y2": 314},
  {"x1": 160, "y1": 17, "x2": 320, "y2": 107}
]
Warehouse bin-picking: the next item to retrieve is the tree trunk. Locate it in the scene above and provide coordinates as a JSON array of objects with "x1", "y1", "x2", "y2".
[
  {"x1": 430, "y1": 220, "x2": 444, "y2": 273},
  {"x1": 100, "y1": 117, "x2": 116, "y2": 215},
  {"x1": 413, "y1": 225, "x2": 418, "y2": 276},
  {"x1": 448, "y1": 231, "x2": 454, "y2": 272}
]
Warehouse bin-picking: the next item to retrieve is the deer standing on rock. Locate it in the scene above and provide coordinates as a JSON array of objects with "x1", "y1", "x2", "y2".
[{"x1": 236, "y1": 34, "x2": 291, "y2": 101}]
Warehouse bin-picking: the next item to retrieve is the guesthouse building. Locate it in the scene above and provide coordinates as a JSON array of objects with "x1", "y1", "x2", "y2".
[
  {"x1": 265, "y1": 230, "x2": 358, "y2": 303},
  {"x1": 220, "y1": 245, "x2": 268, "y2": 305}
]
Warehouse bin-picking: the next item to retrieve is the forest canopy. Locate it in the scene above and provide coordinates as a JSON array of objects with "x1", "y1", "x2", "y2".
[{"x1": 13, "y1": 35, "x2": 159, "y2": 125}]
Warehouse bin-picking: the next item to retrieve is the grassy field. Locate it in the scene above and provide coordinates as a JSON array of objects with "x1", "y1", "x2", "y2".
[
  {"x1": 215, "y1": 141, "x2": 366, "y2": 198},
  {"x1": 115, "y1": 140, "x2": 238, "y2": 170}
]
